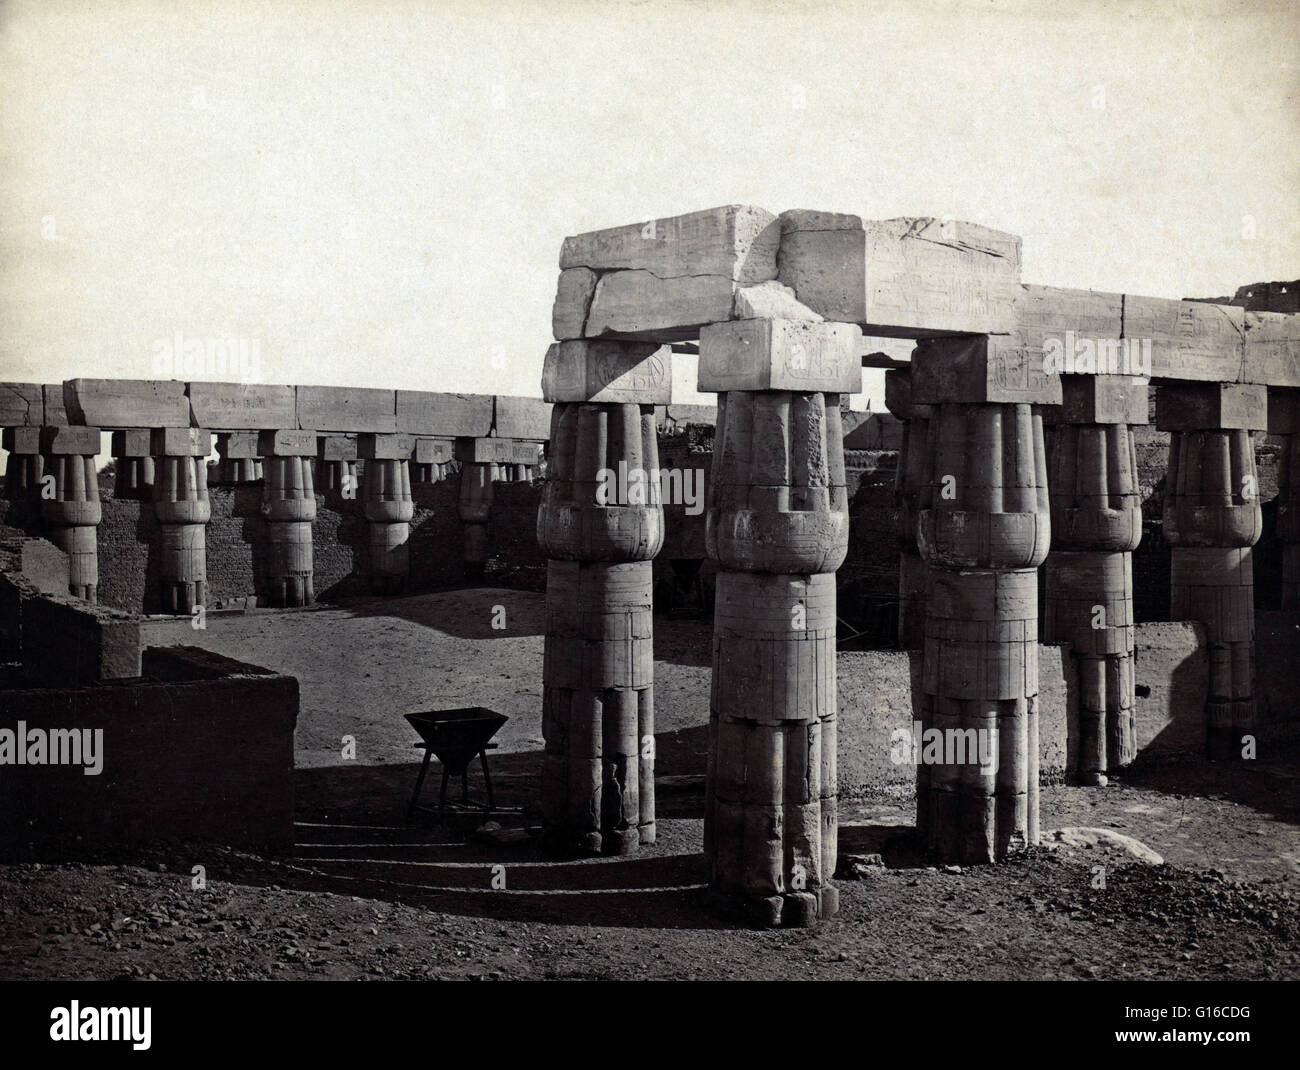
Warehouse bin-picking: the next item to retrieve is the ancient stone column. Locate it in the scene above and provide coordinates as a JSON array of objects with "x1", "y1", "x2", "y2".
[
  {"x1": 110, "y1": 430, "x2": 155, "y2": 500},
  {"x1": 537, "y1": 340, "x2": 668, "y2": 857},
  {"x1": 1271, "y1": 390, "x2": 1300, "y2": 608},
  {"x1": 912, "y1": 335, "x2": 1057, "y2": 864},
  {"x1": 360, "y1": 433, "x2": 414, "y2": 595},
  {"x1": 39, "y1": 426, "x2": 103, "y2": 602},
  {"x1": 1043, "y1": 375, "x2": 1146, "y2": 784},
  {"x1": 3, "y1": 427, "x2": 43, "y2": 500},
  {"x1": 259, "y1": 430, "x2": 317, "y2": 607},
  {"x1": 317, "y1": 435, "x2": 358, "y2": 494},
  {"x1": 1157, "y1": 383, "x2": 1265, "y2": 761},
  {"x1": 212, "y1": 432, "x2": 262, "y2": 484},
  {"x1": 697, "y1": 318, "x2": 861, "y2": 927},
  {"x1": 412, "y1": 438, "x2": 453, "y2": 484},
  {"x1": 884, "y1": 367, "x2": 930, "y2": 650},
  {"x1": 151, "y1": 428, "x2": 212, "y2": 614},
  {"x1": 456, "y1": 444, "x2": 495, "y2": 583}
]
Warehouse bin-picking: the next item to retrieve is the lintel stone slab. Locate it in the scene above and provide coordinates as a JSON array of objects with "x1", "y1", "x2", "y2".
[
  {"x1": 560, "y1": 205, "x2": 780, "y2": 284},
  {"x1": 296, "y1": 386, "x2": 397, "y2": 433},
  {"x1": 1155, "y1": 382, "x2": 1268, "y2": 432},
  {"x1": 188, "y1": 382, "x2": 297, "y2": 430},
  {"x1": 151, "y1": 427, "x2": 212, "y2": 457},
  {"x1": 541, "y1": 340, "x2": 671, "y2": 404},
  {"x1": 1121, "y1": 297, "x2": 1245, "y2": 384},
  {"x1": 357, "y1": 433, "x2": 415, "y2": 460},
  {"x1": 553, "y1": 267, "x2": 598, "y2": 340},
  {"x1": 394, "y1": 391, "x2": 493, "y2": 437},
  {"x1": 259, "y1": 429, "x2": 317, "y2": 457},
  {"x1": 1243, "y1": 311, "x2": 1300, "y2": 387},
  {"x1": 218, "y1": 430, "x2": 261, "y2": 458},
  {"x1": 40, "y1": 426, "x2": 101, "y2": 455},
  {"x1": 64, "y1": 379, "x2": 190, "y2": 429},
  {"x1": 584, "y1": 270, "x2": 738, "y2": 341},
  {"x1": 414, "y1": 437, "x2": 454, "y2": 465},
  {"x1": 3, "y1": 427, "x2": 41, "y2": 453},
  {"x1": 697, "y1": 319, "x2": 862, "y2": 393},
  {"x1": 0, "y1": 383, "x2": 43, "y2": 427},
  {"x1": 1016, "y1": 285, "x2": 1124, "y2": 355},
  {"x1": 42, "y1": 385, "x2": 69, "y2": 426},
  {"x1": 777, "y1": 212, "x2": 1022, "y2": 337},
  {"x1": 493, "y1": 396, "x2": 552, "y2": 440},
  {"x1": 110, "y1": 429, "x2": 153, "y2": 457},
  {"x1": 1043, "y1": 374, "x2": 1149, "y2": 425},
  {"x1": 456, "y1": 437, "x2": 540, "y2": 465},
  {"x1": 317, "y1": 434, "x2": 358, "y2": 461}
]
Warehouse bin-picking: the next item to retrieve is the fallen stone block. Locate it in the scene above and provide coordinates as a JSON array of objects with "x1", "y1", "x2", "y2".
[
  {"x1": 64, "y1": 379, "x2": 190, "y2": 428},
  {"x1": 21, "y1": 593, "x2": 142, "y2": 686}
]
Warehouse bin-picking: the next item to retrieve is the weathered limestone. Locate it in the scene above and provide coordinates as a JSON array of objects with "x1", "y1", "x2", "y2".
[
  {"x1": 3, "y1": 426, "x2": 44, "y2": 500},
  {"x1": 1271, "y1": 391, "x2": 1300, "y2": 608},
  {"x1": 297, "y1": 386, "x2": 396, "y2": 433},
  {"x1": 778, "y1": 213, "x2": 1022, "y2": 337},
  {"x1": 395, "y1": 391, "x2": 493, "y2": 438},
  {"x1": 698, "y1": 317, "x2": 861, "y2": 926},
  {"x1": 1157, "y1": 383, "x2": 1266, "y2": 761},
  {"x1": 412, "y1": 437, "x2": 454, "y2": 484},
  {"x1": 151, "y1": 428, "x2": 212, "y2": 614},
  {"x1": 0, "y1": 383, "x2": 42, "y2": 428},
  {"x1": 884, "y1": 367, "x2": 929, "y2": 649},
  {"x1": 557, "y1": 206, "x2": 781, "y2": 342},
  {"x1": 317, "y1": 435, "x2": 358, "y2": 493},
  {"x1": 109, "y1": 430, "x2": 155, "y2": 500},
  {"x1": 1043, "y1": 375, "x2": 1146, "y2": 784},
  {"x1": 538, "y1": 340, "x2": 669, "y2": 857},
  {"x1": 359, "y1": 434, "x2": 414, "y2": 595},
  {"x1": 39, "y1": 426, "x2": 103, "y2": 602},
  {"x1": 259, "y1": 430, "x2": 317, "y2": 607},
  {"x1": 913, "y1": 334, "x2": 1058, "y2": 863},
  {"x1": 64, "y1": 379, "x2": 190, "y2": 428},
  {"x1": 187, "y1": 382, "x2": 296, "y2": 430},
  {"x1": 212, "y1": 431, "x2": 262, "y2": 484}
]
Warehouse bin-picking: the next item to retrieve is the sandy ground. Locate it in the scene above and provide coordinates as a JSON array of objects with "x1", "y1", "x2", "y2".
[{"x1": 1, "y1": 588, "x2": 1297, "y2": 981}]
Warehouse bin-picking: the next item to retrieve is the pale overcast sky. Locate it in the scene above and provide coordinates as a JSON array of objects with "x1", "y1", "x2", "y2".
[{"x1": 0, "y1": 0, "x2": 1296, "y2": 410}]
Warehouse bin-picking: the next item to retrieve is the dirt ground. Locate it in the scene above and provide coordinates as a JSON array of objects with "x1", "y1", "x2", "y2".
[{"x1": 1, "y1": 588, "x2": 1297, "y2": 981}]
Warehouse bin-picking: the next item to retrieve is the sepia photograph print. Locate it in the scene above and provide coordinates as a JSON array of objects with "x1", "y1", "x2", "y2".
[{"x1": 0, "y1": 0, "x2": 1295, "y2": 1053}]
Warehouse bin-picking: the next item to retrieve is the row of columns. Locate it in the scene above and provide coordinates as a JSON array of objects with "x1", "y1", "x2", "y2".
[
  {"x1": 2, "y1": 424, "x2": 541, "y2": 608},
  {"x1": 538, "y1": 321, "x2": 861, "y2": 926},
  {"x1": 890, "y1": 364, "x2": 1277, "y2": 782}
]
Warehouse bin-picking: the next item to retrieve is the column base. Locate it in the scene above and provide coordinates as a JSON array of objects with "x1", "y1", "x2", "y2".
[{"x1": 702, "y1": 885, "x2": 838, "y2": 928}]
